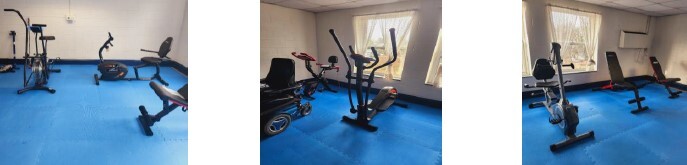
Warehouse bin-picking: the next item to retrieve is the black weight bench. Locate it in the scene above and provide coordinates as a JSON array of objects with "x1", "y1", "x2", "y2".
[
  {"x1": 649, "y1": 56, "x2": 682, "y2": 98},
  {"x1": 593, "y1": 52, "x2": 648, "y2": 113},
  {"x1": 138, "y1": 81, "x2": 188, "y2": 136}
]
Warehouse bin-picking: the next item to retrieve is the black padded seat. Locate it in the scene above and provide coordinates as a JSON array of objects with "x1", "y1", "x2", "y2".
[
  {"x1": 535, "y1": 81, "x2": 559, "y2": 88},
  {"x1": 149, "y1": 81, "x2": 187, "y2": 106},
  {"x1": 141, "y1": 57, "x2": 163, "y2": 64},
  {"x1": 39, "y1": 36, "x2": 55, "y2": 40}
]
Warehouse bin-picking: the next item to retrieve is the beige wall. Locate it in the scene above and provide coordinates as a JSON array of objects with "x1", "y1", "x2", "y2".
[
  {"x1": 170, "y1": 1, "x2": 188, "y2": 67},
  {"x1": 315, "y1": 0, "x2": 442, "y2": 101},
  {"x1": 0, "y1": 0, "x2": 187, "y2": 62},
  {"x1": 650, "y1": 14, "x2": 687, "y2": 83},
  {"x1": 523, "y1": 0, "x2": 655, "y2": 91},
  {"x1": 260, "y1": 3, "x2": 317, "y2": 81}
]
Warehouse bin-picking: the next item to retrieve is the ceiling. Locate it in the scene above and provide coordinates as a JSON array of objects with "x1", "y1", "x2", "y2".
[
  {"x1": 261, "y1": 0, "x2": 412, "y2": 12},
  {"x1": 576, "y1": 0, "x2": 687, "y2": 16}
]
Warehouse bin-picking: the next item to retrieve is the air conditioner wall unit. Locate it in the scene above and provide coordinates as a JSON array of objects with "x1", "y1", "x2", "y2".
[{"x1": 619, "y1": 31, "x2": 649, "y2": 49}]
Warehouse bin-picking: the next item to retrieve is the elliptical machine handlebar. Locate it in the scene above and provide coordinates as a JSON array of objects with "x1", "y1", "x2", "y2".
[
  {"x1": 368, "y1": 28, "x2": 398, "y2": 81},
  {"x1": 3, "y1": 9, "x2": 26, "y2": 27},
  {"x1": 329, "y1": 29, "x2": 356, "y2": 111},
  {"x1": 98, "y1": 32, "x2": 115, "y2": 62},
  {"x1": 4, "y1": 9, "x2": 29, "y2": 59}
]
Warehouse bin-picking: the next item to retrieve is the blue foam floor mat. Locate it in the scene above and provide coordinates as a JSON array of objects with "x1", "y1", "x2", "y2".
[
  {"x1": 0, "y1": 64, "x2": 188, "y2": 165},
  {"x1": 522, "y1": 80, "x2": 687, "y2": 164},
  {"x1": 260, "y1": 86, "x2": 442, "y2": 164}
]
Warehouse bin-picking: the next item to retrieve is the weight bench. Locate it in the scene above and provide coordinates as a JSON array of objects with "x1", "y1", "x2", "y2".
[
  {"x1": 649, "y1": 56, "x2": 682, "y2": 98},
  {"x1": 593, "y1": 52, "x2": 648, "y2": 113},
  {"x1": 138, "y1": 81, "x2": 188, "y2": 136}
]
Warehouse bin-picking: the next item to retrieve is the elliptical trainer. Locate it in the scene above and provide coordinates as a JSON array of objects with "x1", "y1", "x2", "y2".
[
  {"x1": 524, "y1": 42, "x2": 594, "y2": 151},
  {"x1": 94, "y1": 32, "x2": 153, "y2": 85},
  {"x1": 329, "y1": 28, "x2": 408, "y2": 132},
  {"x1": 4, "y1": 9, "x2": 58, "y2": 94},
  {"x1": 290, "y1": 52, "x2": 339, "y2": 99}
]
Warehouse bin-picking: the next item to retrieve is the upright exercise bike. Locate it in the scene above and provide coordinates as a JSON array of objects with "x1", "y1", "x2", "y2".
[
  {"x1": 330, "y1": 28, "x2": 408, "y2": 132},
  {"x1": 291, "y1": 52, "x2": 339, "y2": 99},
  {"x1": 4, "y1": 9, "x2": 59, "y2": 94},
  {"x1": 94, "y1": 32, "x2": 153, "y2": 85},
  {"x1": 524, "y1": 42, "x2": 594, "y2": 151}
]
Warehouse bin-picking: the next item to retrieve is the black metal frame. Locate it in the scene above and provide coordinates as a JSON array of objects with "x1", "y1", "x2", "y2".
[
  {"x1": 4, "y1": 9, "x2": 58, "y2": 94},
  {"x1": 329, "y1": 28, "x2": 400, "y2": 132}
]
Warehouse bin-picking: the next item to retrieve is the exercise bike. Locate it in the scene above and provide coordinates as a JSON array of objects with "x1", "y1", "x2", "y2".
[
  {"x1": 4, "y1": 9, "x2": 60, "y2": 94},
  {"x1": 329, "y1": 28, "x2": 408, "y2": 132},
  {"x1": 291, "y1": 52, "x2": 339, "y2": 99},
  {"x1": 94, "y1": 32, "x2": 153, "y2": 85},
  {"x1": 524, "y1": 42, "x2": 594, "y2": 151}
]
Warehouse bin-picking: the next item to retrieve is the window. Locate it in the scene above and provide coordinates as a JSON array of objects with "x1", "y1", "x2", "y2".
[
  {"x1": 353, "y1": 11, "x2": 415, "y2": 80},
  {"x1": 425, "y1": 28, "x2": 442, "y2": 87},
  {"x1": 522, "y1": 2, "x2": 531, "y2": 76},
  {"x1": 549, "y1": 6, "x2": 601, "y2": 73}
]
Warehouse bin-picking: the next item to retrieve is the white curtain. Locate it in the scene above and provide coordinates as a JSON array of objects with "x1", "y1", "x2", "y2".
[
  {"x1": 522, "y1": 2, "x2": 531, "y2": 76},
  {"x1": 548, "y1": 6, "x2": 601, "y2": 72},
  {"x1": 353, "y1": 11, "x2": 415, "y2": 80},
  {"x1": 426, "y1": 28, "x2": 442, "y2": 87}
]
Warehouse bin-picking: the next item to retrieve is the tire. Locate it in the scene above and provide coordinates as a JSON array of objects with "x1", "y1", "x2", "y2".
[
  {"x1": 300, "y1": 102, "x2": 312, "y2": 116},
  {"x1": 263, "y1": 114, "x2": 291, "y2": 136}
]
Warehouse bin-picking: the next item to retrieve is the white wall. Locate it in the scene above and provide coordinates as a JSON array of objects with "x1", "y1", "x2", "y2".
[
  {"x1": 170, "y1": 1, "x2": 188, "y2": 67},
  {"x1": 260, "y1": 3, "x2": 317, "y2": 81},
  {"x1": 0, "y1": 0, "x2": 187, "y2": 62},
  {"x1": 315, "y1": 0, "x2": 442, "y2": 101},
  {"x1": 650, "y1": 14, "x2": 687, "y2": 83},
  {"x1": 523, "y1": 0, "x2": 655, "y2": 91}
]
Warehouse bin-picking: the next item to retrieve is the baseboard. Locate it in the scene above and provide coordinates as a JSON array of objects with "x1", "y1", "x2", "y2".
[
  {"x1": 0, "y1": 58, "x2": 188, "y2": 76},
  {"x1": 522, "y1": 75, "x2": 654, "y2": 99},
  {"x1": 329, "y1": 80, "x2": 442, "y2": 109}
]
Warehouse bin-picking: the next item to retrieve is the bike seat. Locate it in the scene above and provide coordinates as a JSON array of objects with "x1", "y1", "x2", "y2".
[
  {"x1": 534, "y1": 81, "x2": 559, "y2": 88},
  {"x1": 150, "y1": 81, "x2": 187, "y2": 106},
  {"x1": 141, "y1": 57, "x2": 164, "y2": 64},
  {"x1": 39, "y1": 36, "x2": 55, "y2": 41}
]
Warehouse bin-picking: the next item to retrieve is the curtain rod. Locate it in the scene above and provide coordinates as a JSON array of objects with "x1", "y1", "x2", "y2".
[
  {"x1": 353, "y1": 9, "x2": 418, "y2": 17},
  {"x1": 547, "y1": 4, "x2": 600, "y2": 14}
]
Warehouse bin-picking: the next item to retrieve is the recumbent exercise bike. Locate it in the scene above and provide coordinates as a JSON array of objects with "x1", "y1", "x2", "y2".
[
  {"x1": 94, "y1": 32, "x2": 160, "y2": 85},
  {"x1": 524, "y1": 42, "x2": 594, "y2": 151}
]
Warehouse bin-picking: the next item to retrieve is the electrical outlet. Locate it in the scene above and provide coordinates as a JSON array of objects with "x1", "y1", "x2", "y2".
[{"x1": 66, "y1": 14, "x2": 75, "y2": 22}]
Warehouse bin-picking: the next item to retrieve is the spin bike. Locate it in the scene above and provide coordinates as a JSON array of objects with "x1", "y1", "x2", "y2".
[
  {"x1": 330, "y1": 28, "x2": 408, "y2": 132},
  {"x1": 94, "y1": 32, "x2": 153, "y2": 85},
  {"x1": 524, "y1": 42, "x2": 594, "y2": 151},
  {"x1": 291, "y1": 52, "x2": 339, "y2": 99},
  {"x1": 4, "y1": 9, "x2": 60, "y2": 94}
]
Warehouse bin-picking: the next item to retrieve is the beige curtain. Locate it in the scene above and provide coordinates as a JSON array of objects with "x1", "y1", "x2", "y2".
[
  {"x1": 353, "y1": 11, "x2": 415, "y2": 80},
  {"x1": 548, "y1": 6, "x2": 601, "y2": 72},
  {"x1": 522, "y1": 2, "x2": 531, "y2": 76},
  {"x1": 426, "y1": 28, "x2": 442, "y2": 87}
]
